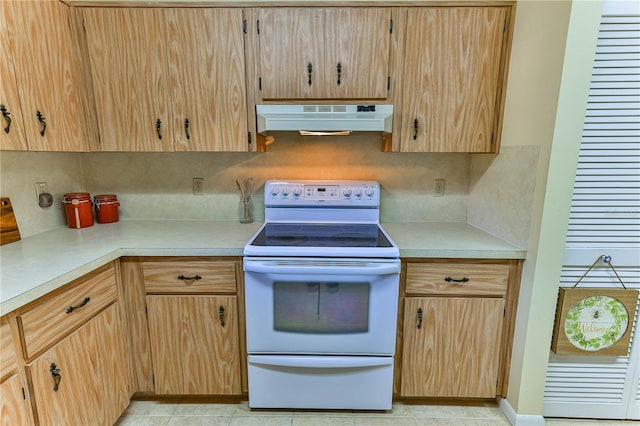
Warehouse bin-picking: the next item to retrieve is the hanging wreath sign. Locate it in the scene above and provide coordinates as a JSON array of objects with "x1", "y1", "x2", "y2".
[{"x1": 551, "y1": 255, "x2": 638, "y2": 356}]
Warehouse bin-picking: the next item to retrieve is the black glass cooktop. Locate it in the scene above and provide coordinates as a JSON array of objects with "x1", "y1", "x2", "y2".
[{"x1": 251, "y1": 223, "x2": 393, "y2": 248}]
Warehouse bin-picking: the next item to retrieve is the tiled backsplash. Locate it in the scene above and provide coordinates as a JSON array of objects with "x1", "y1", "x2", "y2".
[{"x1": 0, "y1": 133, "x2": 537, "y2": 245}]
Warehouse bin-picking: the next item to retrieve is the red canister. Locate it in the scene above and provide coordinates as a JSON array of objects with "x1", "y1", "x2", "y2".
[
  {"x1": 93, "y1": 194, "x2": 120, "y2": 224},
  {"x1": 62, "y1": 193, "x2": 94, "y2": 229}
]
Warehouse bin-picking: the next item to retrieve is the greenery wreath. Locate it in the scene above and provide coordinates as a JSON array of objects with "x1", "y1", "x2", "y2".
[{"x1": 564, "y1": 295, "x2": 629, "y2": 351}]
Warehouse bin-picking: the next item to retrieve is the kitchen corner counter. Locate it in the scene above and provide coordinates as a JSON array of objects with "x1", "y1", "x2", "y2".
[
  {"x1": 0, "y1": 220, "x2": 262, "y2": 315},
  {"x1": 0, "y1": 220, "x2": 525, "y2": 315},
  {"x1": 381, "y1": 222, "x2": 526, "y2": 260}
]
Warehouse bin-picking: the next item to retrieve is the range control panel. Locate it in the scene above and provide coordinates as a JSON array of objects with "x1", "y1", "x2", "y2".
[{"x1": 264, "y1": 180, "x2": 380, "y2": 207}]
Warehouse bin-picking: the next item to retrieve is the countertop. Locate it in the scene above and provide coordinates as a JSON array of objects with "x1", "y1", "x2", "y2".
[{"x1": 0, "y1": 220, "x2": 525, "y2": 315}]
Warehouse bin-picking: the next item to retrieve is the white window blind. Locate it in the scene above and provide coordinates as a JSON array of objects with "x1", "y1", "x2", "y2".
[{"x1": 544, "y1": 6, "x2": 640, "y2": 421}]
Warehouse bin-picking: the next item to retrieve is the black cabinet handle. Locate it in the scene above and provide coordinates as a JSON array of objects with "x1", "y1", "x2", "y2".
[
  {"x1": 37, "y1": 110, "x2": 46, "y2": 136},
  {"x1": 66, "y1": 297, "x2": 91, "y2": 314},
  {"x1": 155, "y1": 119, "x2": 162, "y2": 140},
  {"x1": 0, "y1": 104, "x2": 11, "y2": 134},
  {"x1": 177, "y1": 274, "x2": 202, "y2": 284},
  {"x1": 336, "y1": 62, "x2": 342, "y2": 86},
  {"x1": 417, "y1": 308, "x2": 423, "y2": 329},
  {"x1": 444, "y1": 276, "x2": 469, "y2": 283},
  {"x1": 307, "y1": 62, "x2": 313, "y2": 86},
  {"x1": 218, "y1": 306, "x2": 225, "y2": 327},
  {"x1": 184, "y1": 118, "x2": 190, "y2": 140},
  {"x1": 50, "y1": 363, "x2": 61, "y2": 392},
  {"x1": 413, "y1": 118, "x2": 419, "y2": 140}
]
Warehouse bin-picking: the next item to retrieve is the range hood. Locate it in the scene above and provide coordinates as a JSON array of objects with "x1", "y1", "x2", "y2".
[{"x1": 256, "y1": 104, "x2": 393, "y2": 135}]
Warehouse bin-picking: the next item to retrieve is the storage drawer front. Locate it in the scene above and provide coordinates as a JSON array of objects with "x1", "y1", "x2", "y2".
[
  {"x1": 143, "y1": 261, "x2": 237, "y2": 294},
  {"x1": 406, "y1": 263, "x2": 509, "y2": 296},
  {"x1": 18, "y1": 266, "x2": 117, "y2": 359}
]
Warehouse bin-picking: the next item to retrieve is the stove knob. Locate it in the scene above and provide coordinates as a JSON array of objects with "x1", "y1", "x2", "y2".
[
  {"x1": 343, "y1": 189, "x2": 353, "y2": 198},
  {"x1": 282, "y1": 188, "x2": 290, "y2": 197},
  {"x1": 365, "y1": 188, "x2": 375, "y2": 197},
  {"x1": 355, "y1": 189, "x2": 363, "y2": 198},
  {"x1": 293, "y1": 188, "x2": 303, "y2": 197},
  {"x1": 271, "y1": 187, "x2": 280, "y2": 196}
]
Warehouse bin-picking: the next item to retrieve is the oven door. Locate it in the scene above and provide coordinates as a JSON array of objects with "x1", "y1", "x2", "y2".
[{"x1": 244, "y1": 257, "x2": 400, "y2": 355}]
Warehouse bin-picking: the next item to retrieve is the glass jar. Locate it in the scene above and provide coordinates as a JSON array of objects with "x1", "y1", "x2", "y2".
[{"x1": 239, "y1": 197, "x2": 253, "y2": 223}]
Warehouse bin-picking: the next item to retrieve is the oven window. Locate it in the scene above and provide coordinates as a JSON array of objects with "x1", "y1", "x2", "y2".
[{"x1": 273, "y1": 282, "x2": 369, "y2": 334}]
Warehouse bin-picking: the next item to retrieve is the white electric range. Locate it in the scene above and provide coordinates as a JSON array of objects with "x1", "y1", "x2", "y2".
[{"x1": 243, "y1": 180, "x2": 400, "y2": 410}]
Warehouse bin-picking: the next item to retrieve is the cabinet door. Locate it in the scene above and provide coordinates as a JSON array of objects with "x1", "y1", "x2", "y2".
[
  {"x1": 1, "y1": 317, "x2": 31, "y2": 425},
  {"x1": 258, "y1": 8, "x2": 324, "y2": 99},
  {"x1": 146, "y1": 295, "x2": 241, "y2": 395},
  {"x1": 4, "y1": 1, "x2": 95, "y2": 152},
  {"x1": 324, "y1": 8, "x2": 391, "y2": 99},
  {"x1": 401, "y1": 297, "x2": 504, "y2": 398},
  {"x1": 168, "y1": 9, "x2": 248, "y2": 151},
  {"x1": 27, "y1": 304, "x2": 129, "y2": 426},
  {"x1": 84, "y1": 8, "x2": 172, "y2": 152},
  {"x1": 400, "y1": 7, "x2": 507, "y2": 152},
  {"x1": 0, "y1": 5, "x2": 27, "y2": 151},
  {"x1": 1, "y1": 374, "x2": 31, "y2": 425}
]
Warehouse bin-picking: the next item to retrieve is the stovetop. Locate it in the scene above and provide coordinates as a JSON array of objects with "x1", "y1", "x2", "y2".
[
  {"x1": 243, "y1": 180, "x2": 399, "y2": 258},
  {"x1": 250, "y1": 223, "x2": 394, "y2": 248}
]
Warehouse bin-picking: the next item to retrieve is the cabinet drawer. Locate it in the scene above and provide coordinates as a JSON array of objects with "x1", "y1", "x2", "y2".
[
  {"x1": 17, "y1": 265, "x2": 117, "y2": 359},
  {"x1": 143, "y1": 260, "x2": 237, "y2": 294},
  {"x1": 1, "y1": 317, "x2": 18, "y2": 378},
  {"x1": 405, "y1": 262, "x2": 509, "y2": 296}
]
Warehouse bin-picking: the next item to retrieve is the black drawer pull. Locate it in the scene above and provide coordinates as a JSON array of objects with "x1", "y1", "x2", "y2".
[
  {"x1": 218, "y1": 306, "x2": 225, "y2": 327},
  {"x1": 177, "y1": 274, "x2": 202, "y2": 284},
  {"x1": 50, "y1": 363, "x2": 61, "y2": 391},
  {"x1": 444, "y1": 276, "x2": 469, "y2": 283},
  {"x1": 0, "y1": 104, "x2": 11, "y2": 134},
  {"x1": 417, "y1": 307, "x2": 423, "y2": 329},
  {"x1": 37, "y1": 110, "x2": 46, "y2": 136},
  {"x1": 66, "y1": 297, "x2": 90, "y2": 314}
]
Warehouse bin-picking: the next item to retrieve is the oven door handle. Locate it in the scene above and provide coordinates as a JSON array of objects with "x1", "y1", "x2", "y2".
[
  {"x1": 248, "y1": 355, "x2": 393, "y2": 369},
  {"x1": 243, "y1": 259, "x2": 400, "y2": 275}
]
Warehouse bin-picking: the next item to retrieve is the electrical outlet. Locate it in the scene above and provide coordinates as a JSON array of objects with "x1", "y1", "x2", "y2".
[
  {"x1": 35, "y1": 181, "x2": 48, "y2": 202},
  {"x1": 434, "y1": 179, "x2": 445, "y2": 197},
  {"x1": 193, "y1": 178, "x2": 204, "y2": 195}
]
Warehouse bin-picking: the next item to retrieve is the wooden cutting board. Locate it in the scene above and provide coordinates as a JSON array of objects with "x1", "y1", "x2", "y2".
[{"x1": 1, "y1": 197, "x2": 21, "y2": 245}]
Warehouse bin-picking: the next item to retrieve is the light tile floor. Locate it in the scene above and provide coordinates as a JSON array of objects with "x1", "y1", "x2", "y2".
[{"x1": 114, "y1": 400, "x2": 640, "y2": 426}]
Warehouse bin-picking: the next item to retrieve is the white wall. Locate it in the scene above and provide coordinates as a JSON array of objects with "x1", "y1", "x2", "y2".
[
  {"x1": 0, "y1": 152, "x2": 87, "y2": 236},
  {"x1": 498, "y1": 0, "x2": 604, "y2": 418},
  {"x1": 1, "y1": 134, "x2": 473, "y2": 236}
]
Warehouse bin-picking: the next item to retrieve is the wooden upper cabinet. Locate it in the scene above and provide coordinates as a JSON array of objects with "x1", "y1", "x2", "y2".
[
  {"x1": 3, "y1": 1, "x2": 97, "y2": 152},
  {"x1": 257, "y1": 8, "x2": 392, "y2": 100},
  {"x1": 258, "y1": 8, "x2": 324, "y2": 100},
  {"x1": 83, "y1": 8, "x2": 171, "y2": 152},
  {"x1": 84, "y1": 8, "x2": 248, "y2": 152},
  {"x1": 399, "y1": 7, "x2": 510, "y2": 153},
  {"x1": 0, "y1": 6, "x2": 27, "y2": 151},
  {"x1": 324, "y1": 8, "x2": 391, "y2": 99},
  {"x1": 167, "y1": 9, "x2": 248, "y2": 151}
]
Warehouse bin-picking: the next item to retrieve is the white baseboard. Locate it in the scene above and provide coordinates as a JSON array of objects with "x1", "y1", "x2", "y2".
[{"x1": 499, "y1": 397, "x2": 546, "y2": 426}]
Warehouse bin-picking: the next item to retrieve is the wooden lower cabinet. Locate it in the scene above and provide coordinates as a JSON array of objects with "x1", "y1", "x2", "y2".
[
  {"x1": 26, "y1": 303, "x2": 129, "y2": 425},
  {"x1": 401, "y1": 297, "x2": 504, "y2": 397},
  {"x1": 0, "y1": 373, "x2": 31, "y2": 424},
  {"x1": 146, "y1": 295, "x2": 241, "y2": 395},
  {"x1": 142, "y1": 258, "x2": 244, "y2": 395},
  {"x1": 0, "y1": 317, "x2": 32, "y2": 425},
  {"x1": 397, "y1": 259, "x2": 522, "y2": 399}
]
